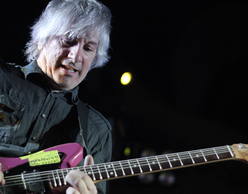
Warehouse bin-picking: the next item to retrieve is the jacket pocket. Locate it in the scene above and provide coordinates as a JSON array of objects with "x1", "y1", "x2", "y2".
[{"x1": 0, "y1": 95, "x2": 25, "y2": 143}]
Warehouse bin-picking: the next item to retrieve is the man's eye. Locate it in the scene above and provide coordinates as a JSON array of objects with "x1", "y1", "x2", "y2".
[
  {"x1": 61, "y1": 38, "x2": 77, "y2": 47},
  {"x1": 84, "y1": 45, "x2": 93, "y2": 52}
]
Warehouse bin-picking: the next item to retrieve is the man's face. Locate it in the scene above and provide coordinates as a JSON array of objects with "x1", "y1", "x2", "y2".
[{"x1": 37, "y1": 35, "x2": 99, "y2": 90}]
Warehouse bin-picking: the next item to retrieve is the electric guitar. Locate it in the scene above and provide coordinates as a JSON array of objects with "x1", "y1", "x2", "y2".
[{"x1": 1, "y1": 143, "x2": 248, "y2": 193}]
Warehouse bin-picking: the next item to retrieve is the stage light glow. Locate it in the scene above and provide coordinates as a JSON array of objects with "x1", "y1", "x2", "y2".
[
  {"x1": 124, "y1": 147, "x2": 131, "y2": 156},
  {"x1": 121, "y1": 72, "x2": 132, "y2": 85}
]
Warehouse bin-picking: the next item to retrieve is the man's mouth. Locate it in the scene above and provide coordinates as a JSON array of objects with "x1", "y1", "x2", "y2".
[{"x1": 61, "y1": 65, "x2": 77, "y2": 73}]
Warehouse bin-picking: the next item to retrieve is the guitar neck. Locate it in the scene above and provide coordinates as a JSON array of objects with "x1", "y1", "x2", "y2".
[
  {"x1": 79, "y1": 145, "x2": 235, "y2": 182},
  {"x1": 4, "y1": 144, "x2": 247, "y2": 190}
]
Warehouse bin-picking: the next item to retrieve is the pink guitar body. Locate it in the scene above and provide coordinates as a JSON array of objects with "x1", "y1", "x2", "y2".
[{"x1": 0, "y1": 143, "x2": 84, "y2": 173}]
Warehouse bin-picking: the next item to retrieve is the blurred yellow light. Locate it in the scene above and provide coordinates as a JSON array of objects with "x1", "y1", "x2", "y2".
[
  {"x1": 124, "y1": 147, "x2": 131, "y2": 156},
  {"x1": 121, "y1": 72, "x2": 132, "y2": 85}
]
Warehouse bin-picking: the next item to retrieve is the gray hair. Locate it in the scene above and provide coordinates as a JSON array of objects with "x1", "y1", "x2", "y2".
[{"x1": 25, "y1": 0, "x2": 112, "y2": 69}]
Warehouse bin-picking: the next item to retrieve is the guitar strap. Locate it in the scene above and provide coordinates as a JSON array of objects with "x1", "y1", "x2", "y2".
[
  {"x1": 76, "y1": 100, "x2": 89, "y2": 156},
  {"x1": 22, "y1": 101, "x2": 89, "y2": 157}
]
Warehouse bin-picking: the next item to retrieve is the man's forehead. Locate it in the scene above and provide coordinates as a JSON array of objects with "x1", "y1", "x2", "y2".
[
  {"x1": 82, "y1": 35, "x2": 99, "y2": 44},
  {"x1": 68, "y1": 32, "x2": 100, "y2": 44}
]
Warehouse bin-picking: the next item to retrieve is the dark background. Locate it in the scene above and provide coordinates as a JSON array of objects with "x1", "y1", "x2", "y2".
[{"x1": 1, "y1": 0, "x2": 248, "y2": 193}]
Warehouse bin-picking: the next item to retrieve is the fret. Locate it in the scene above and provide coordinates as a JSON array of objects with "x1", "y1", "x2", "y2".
[
  {"x1": 49, "y1": 179, "x2": 53, "y2": 189},
  {"x1": 110, "y1": 162, "x2": 118, "y2": 177},
  {"x1": 119, "y1": 161, "x2": 132, "y2": 175},
  {"x1": 92, "y1": 165, "x2": 103, "y2": 181},
  {"x1": 84, "y1": 166, "x2": 92, "y2": 179},
  {"x1": 200, "y1": 150, "x2": 207, "y2": 162},
  {"x1": 178, "y1": 152, "x2": 192, "y2": 166},
  {"x1": 127, "y1": 160, "x2": 134, "y2": 175},
  {"x1": 112, "y1": 161, "x2": 125, "y2": 177},
  {"x1": 203, "y1": 149, "x2": 218, "y2": 161},
  {"x1": 105, "y1": 163, "x2": 116, "y2": 178},
  {"x1": 167, "y1": 154, "x2": 181, "y2": 167},
  {"x1": 103, "y1": 164, "x2": 110, "y2": 179},
  {"x1": 56, "y1": 170, "x2": 62, "y2": 186},
  {"x1": 157, "y1": 155, "x2": 171, "y2": 169},
  {"x1": 96, "y1": 165, "x2": 103, "y2": 180},
  {"x1": 227, "y1": 145, "x2": 234, "y2": 157},
  {"x1": 21, "y1": 173, "x2": 27, "y2": 190},
  {"x1": 61, "y1": 169, "x2": 67, "y2": 185},
  {"x1": 213, "y1": 148, "x2": 220, "y2": 160},
  {"x1": 51, "y1": 171, "x2": 57, "y2": 187},
  {"x1": 188, "y1": 151, "x2": 195, "y2": 164},
  {"x1": 216, "y1": 146, "x2": 233, "y2": 159},
  {"x1": 166, "y1": 155, "x2": 172, "y2": 168},
  {"x1": 147, "y1": 156, "x2": 161, "y2": 171},
  {"x1": 190, "y1": 150, "x2": 205, "y2": 163},
  {"x1": 138, "y1": 158, "x2": 150, "y2": 173},
  {"x1": 119, "y1": 161, "x2": 125, "y2": 176},
  {"x1": 97, "y1": 164, "x2": 108, "y2": 179},
  {"x1": 136, "y1": 159, "x2": 143, "y2": 173},
  {"x1": 145, "y1": 157, "x2": 152, "y2": 172},
  {"x1": 89, "y1": 165, "x2": 96, "y2": 181},
  {"x1": 177, "y1": 153, "x2": 184, "y2": 166},
  {"x1": 84, "y1": 166, "x2": 96, "y2": 181},
  {"x1": 128, "y1": 159, "x2": 141, "y2": 174},
  {"x1": 155, "y1": 156, "x2": 162, "y2": 170}
]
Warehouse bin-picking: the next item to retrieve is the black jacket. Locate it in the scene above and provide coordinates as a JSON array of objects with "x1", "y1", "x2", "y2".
[{"x1": 0, "y1": 59, "x2": 112, "y2": 193}]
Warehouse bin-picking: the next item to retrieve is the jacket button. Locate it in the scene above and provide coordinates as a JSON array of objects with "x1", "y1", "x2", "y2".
[
  {"x1": 41, "y1": 114, "x2": 47, "y2": 119},
  {"x1": 31, "y1": 137, "x2": 37, "y2": 141}
]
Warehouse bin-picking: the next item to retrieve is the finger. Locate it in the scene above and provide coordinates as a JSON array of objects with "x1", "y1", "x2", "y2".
[
  {"x1": 66, "y1": 171, "x2": 87, "y2": 193},
  {"x1": 0, "y1": 172, "x2": 5, "y2": 186},
  {"x1": 66, "y1": 170, "x2": 97, "y2": 193},
  {"x1": 66, "y1": 187, "x2": 80, "y2": 194},
  {"x1": 84, "y1": 155, "x2": 94, "y2": 166},
  {"x1": 0, "y1": 163, "x2": 5, "y2": 186}
]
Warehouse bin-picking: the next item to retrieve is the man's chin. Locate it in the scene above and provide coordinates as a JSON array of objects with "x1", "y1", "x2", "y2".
[{"x1": 50, "y1": 82, "x2": 73, "y2": 91}]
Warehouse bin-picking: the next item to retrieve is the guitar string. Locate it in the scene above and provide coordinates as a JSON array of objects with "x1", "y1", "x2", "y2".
[
  {"x1": 2, "y1": 146, "x2": 232, "y2": 187},
  {"x1": 2, "y1": 146, "x2": 231, "y2": 184},
  {"x1": 2, "y1": 146, "x2": 231, "y2": 186},
  {"x1": 2, "y1": 155, "x2": 232, "y2": 187}
]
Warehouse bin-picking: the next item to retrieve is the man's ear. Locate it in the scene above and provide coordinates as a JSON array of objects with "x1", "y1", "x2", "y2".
[{"x1": 38, "y1": 42, "x2": 43, "y2": 50}]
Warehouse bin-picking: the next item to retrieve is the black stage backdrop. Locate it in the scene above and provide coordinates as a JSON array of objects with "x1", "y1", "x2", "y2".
[{"x1": 1, "y1": 1, "x2": 248, "y2": 193}]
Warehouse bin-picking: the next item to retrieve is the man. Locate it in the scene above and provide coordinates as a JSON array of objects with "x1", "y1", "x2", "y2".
[{"x1": 0, "y1": 0, "x2": 112, "y2": 193}]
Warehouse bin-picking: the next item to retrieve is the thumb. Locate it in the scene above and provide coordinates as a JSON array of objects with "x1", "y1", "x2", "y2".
[{"x1": 84, "y1": 155, "x2": 94, "y2": 166}]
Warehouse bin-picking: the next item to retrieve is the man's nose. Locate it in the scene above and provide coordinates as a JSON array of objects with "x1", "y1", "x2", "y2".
[{"x1": 68, "y1": 43, "x2": 83, "y2": 63}]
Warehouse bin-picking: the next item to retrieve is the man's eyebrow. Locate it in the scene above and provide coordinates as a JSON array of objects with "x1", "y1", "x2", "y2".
[{"x1": 87, "y1": 41, "x2": 98, "y2": 46}]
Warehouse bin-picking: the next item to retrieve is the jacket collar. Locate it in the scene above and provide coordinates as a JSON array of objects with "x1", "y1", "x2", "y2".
[{"x1": 20, "y1": 61, "x2": 79, "y2": 105}]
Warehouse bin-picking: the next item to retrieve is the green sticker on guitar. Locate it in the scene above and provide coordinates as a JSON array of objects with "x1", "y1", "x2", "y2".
[{"x1": 21, "y1": 150, "x2": 61, "y2": 166}]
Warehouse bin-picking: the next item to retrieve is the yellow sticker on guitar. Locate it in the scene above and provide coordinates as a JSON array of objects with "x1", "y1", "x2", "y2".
[
  {"x1": 21, "y1": 150, "x2": 61, "y2": 167},
  {"x1": 20, "y1": 150, "x2": 45, "y2": 160}
]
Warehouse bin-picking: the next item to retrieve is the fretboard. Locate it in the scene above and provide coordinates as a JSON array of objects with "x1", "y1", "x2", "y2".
[
  {"x1": 3, "y1": 145, "x2": 235, "y2": 189},
  {"x1": 80, "y1": 145, "x2": 234, "y2": 182}
]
